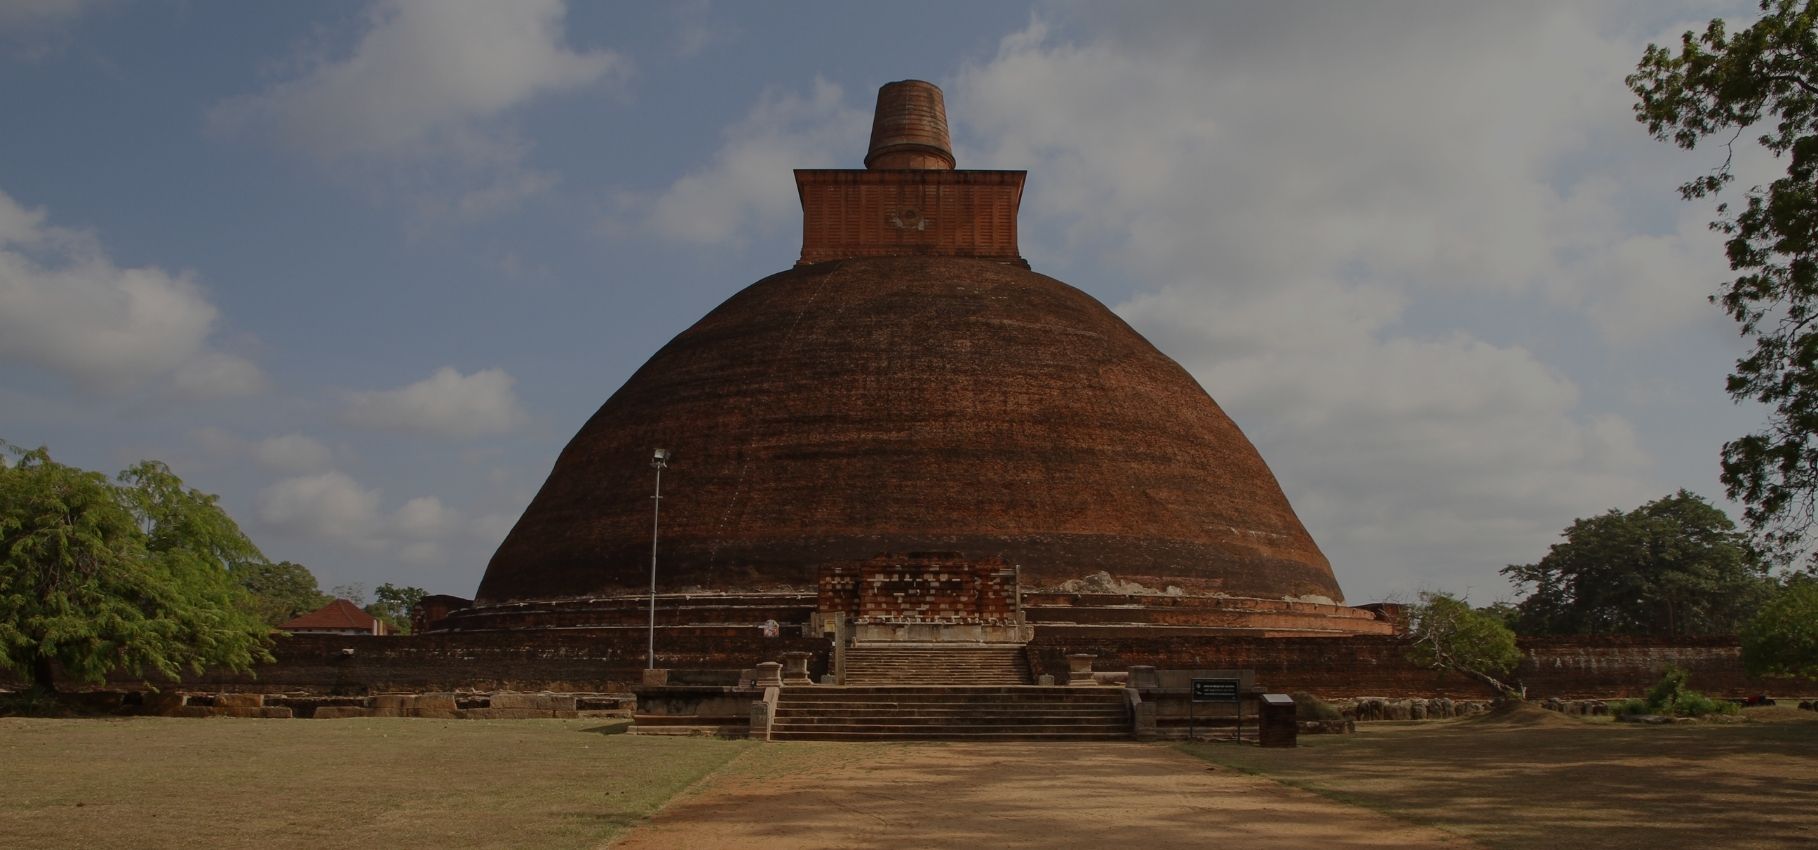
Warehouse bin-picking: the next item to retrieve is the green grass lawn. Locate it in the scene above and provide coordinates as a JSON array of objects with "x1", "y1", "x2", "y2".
[
  {"x1": 0, "y1": 717, "x2": 752, "y2": 850},
  {"x1": 1181, "y1": 706, "x2": 1818, "y2": 850}
]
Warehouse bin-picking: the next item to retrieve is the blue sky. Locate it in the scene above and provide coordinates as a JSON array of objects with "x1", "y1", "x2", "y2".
[{"x1": 0, "y1": 0, "x2": 1772, "y2": 603}]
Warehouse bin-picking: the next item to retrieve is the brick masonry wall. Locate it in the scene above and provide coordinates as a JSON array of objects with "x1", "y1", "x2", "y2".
[
  {"x1": 1026, "y1": 634, "x2": 1818, "y2": 699},
  {"x1": 11, "y1": 630, "x2": 1809, "y2": 699},
  {"x1": 10, "y1": 629, "x2": 831, "y2": 696}
]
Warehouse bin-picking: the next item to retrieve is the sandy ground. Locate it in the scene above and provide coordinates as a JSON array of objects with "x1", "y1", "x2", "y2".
[{"x1": 609, "y1": 741, "x2": 1482, "y2": 850}]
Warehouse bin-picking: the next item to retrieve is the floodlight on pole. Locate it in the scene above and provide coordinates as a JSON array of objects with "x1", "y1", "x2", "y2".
[{"x1": 648, "y1": 448, "x2": 669, "y2": 670}]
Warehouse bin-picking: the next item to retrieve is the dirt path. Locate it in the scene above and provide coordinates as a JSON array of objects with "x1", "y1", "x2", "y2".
[{"x1": 609, "y1": 742, "x2": 1481, "y2": 850}]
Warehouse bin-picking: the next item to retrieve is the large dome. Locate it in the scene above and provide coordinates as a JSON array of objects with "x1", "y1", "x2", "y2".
[{"x1": 476, "y1": 254, "x2": 1343, "y2": 604}]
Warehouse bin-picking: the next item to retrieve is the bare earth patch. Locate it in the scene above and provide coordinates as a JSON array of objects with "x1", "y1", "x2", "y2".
[
  {"x1": 0, "y1": 717, "x2": 747, "y2": 850},
  {"x1": 1184, "y1": 705, "x2": 1818, "y2": 850},
  {"x1": 610, "y1": 741, "x2": 1481, "y2": 850}
]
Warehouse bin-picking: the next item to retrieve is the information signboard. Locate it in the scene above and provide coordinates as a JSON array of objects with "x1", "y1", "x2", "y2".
[{"x1": 1191, "y1": 678, "x2": 1240, "y2": 703}]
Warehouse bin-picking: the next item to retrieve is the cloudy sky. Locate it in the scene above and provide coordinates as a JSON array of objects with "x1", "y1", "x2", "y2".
[{"x1": 0, "y1": 0, "x2": 1777, "y2": 604}]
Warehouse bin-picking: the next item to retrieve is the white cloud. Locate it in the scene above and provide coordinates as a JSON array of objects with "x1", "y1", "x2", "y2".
[
  {"x1": 258, "y1": 471, "x2": 384, "y2": 544},
  {"x1": 0, "y1": 0, "x2": 102, "y2": 27},
  {"x1": 258, "y1": 469, "x2": 462, "y2": 565},
  {"x1": 195, "y1": 428, "x2": 335, "y2": 473},
  {"x1": 938, "y1": 4, "x2": 1718, "y2": 598},
  {"x1": 394, "y1": 495, "x2": 456, "y2": 537},
  {"x1": 0, "y1": 188, "x2": 263, "y2": 396},
  {"x1": 254, "y1": 433, "x2": 335, "y2": 472},
  {"x1": 173, "y1": 351, "x2": 268, "y2": 399},
  {"x1": 210, "y1": 0, "x2": 628, "y2": 218},
  {"x1": 342, "y1": 366, "x2": 527, "y2": 437},
  {"x1": 633, "y1": 77, "x2": 869, "y2": 245}
]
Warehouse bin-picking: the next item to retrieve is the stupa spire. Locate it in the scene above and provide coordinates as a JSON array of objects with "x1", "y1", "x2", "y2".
[{"x1": 865, "y1": 80, "x2": 956, "y2": 170}]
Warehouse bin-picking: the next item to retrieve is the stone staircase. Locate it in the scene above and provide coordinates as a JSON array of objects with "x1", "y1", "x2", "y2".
[
  {"x1": 770, "y1": 685, "x2": 1131, "y2": 741},
  {"x1": 841, "y1": 644, "x2": 1031, "y2": 685}
]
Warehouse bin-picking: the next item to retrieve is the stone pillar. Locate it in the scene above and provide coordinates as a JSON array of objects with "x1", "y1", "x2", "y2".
[
  {"x1": 754, "y1": 662, "x2": 784, "y2": 689},
  {"x1": 641, "y1": 668, "x2": 669, "y2": 686},
  {"x1": 1066, "y1": 653, "x2": 1097, "y2": 686},
  {"x1": 780, "y1": 651, "x2": 813, "y2": 685}
]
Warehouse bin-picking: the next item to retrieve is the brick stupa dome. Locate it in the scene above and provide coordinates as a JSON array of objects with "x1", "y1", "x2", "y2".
[{"x1": 474, "y1": 81, "x2": 1346, "y2": 610}]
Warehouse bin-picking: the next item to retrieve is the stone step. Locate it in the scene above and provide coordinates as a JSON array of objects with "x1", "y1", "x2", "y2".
[
  {"x1": 774, "y1": 715, "x2": 1123, "y2": 727},
  {"x1": 770, "y1": 704, "x2": 1119, "y2": 715},
  {"x1": 780, "y1": 687, "x2": 1120, "y2": 699},
  {"x1": 769, "y1": 729, "x2": 1129, "y2": 741}
]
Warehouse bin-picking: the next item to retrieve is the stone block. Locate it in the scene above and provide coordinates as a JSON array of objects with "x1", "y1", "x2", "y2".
[
  {"x1": 414, "y1": 693, "x2": 459, "y2": 714},
  {"x1": 413, "y1": 709, "x2": 460, "y2": 720},
  {"x1": 369, "y1": 694, "x2": 417, "y2": 717},
  {"x1": 491, "y1": 693, "x2": 576, "y2": 711},
  {"x1": 215, "y1": 692, "x2": 264, "y2": 709},
  {"x1": 460, "y1": 708, "x2": 556, "y2": 720},
  {"x1": 314, "y1": 706, "x2": 371, "y2": 719},
  {"x1": 218, "y1": 706, "x2": 293, "y2": 719},
  {"x1": 141, "y1": 692, "x2": 187, "y2": 715}
]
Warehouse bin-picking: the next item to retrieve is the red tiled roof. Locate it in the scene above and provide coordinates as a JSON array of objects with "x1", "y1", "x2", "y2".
[{"x1": 279, "y1": 598, "x2": 381, "y2": 632}]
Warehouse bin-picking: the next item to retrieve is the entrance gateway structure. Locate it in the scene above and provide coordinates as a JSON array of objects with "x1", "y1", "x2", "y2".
[{"x1": 427, "y1": 81, "x2": 1393, "y2": 739}]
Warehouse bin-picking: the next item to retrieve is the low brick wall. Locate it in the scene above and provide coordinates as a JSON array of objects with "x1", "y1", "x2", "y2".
[
  {"x1": 54, "y1": 628, "x2": 831, "y2": 695},
  {"x1": 8, "y1": 628, "x2": 1809, "y2": 701},
  {"x1": 1027, "y1": 634, "x2": 1818, "y2": 699}
]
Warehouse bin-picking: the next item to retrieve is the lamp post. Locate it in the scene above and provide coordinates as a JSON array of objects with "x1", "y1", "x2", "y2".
[{"x1": 648, "y1": 448, "x2": 669, "y2": 670}]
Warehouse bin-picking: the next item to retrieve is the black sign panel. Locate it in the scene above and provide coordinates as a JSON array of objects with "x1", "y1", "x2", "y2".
[{"x1": 1191, "y1": 678, "x2": 1240, "y2": 703}]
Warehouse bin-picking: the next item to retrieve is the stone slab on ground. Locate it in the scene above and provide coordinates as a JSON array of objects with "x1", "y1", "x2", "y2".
[{"x1": 610, "y1": 742, "x2": 1481, "y2": 850}]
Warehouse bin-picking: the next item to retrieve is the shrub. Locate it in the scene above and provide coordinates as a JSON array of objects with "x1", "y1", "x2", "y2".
[
  {"x1": 1609, "y1": 698, "x2": 1651, "y2": 718},
  {"x1": 1289, "y1": 691, "x2": 1343, "y2": 723},
  {"x1": 1619, "y1": 667, "x2": 1739, "y2": 718}
]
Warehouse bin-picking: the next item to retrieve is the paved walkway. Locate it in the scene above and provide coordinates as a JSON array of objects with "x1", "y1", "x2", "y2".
[{"x1": 610, "y1": 742, "x2": 1481, "y2": 850}]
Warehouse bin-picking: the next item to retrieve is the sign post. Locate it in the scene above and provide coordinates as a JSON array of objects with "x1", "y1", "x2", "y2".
[{"x1": 1190, "y1": 677, "x2": 1241, "y2": 741}]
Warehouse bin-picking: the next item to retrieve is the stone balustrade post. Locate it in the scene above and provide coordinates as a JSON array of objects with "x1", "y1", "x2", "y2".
[
  {"x1": 1066, "y1": 652, "x2": 1097, "y2": 686},
  {"x1": 754, "y1": 661, "x2": 784, "y2": 689},
  {"x1": 780, "y1": 651, "x2": 813, "y2": 685}
]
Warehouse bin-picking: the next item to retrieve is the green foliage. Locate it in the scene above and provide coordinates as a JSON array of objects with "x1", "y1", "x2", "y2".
[
  {"x1": 1405, "y1": 593, "x2": 1525, "y2": 700},
  {"x1": 233, "y1": 561, "x2": 331, "y2": 627},
  {"x1": 1629, "y1": 1, "x2": 1818, "y2": 560},
  {"x1": 1502, "y1": 491, "x2": 1770, "y2": 636},
  {"x1": 1741, "y1": 578, "x2": 1818, "y2": 677},
  {"x1": 1613, "y1": 667, "x2": 1741, "y2": 717},
  {"x1": 1289, "y1": 691, "x2": 1343, "y2": 723},
  {"x1": 366, "y1": 582, "x2": 427, "y2": 634},
  {"x1": 0, "y1": 442, "x2": 273, "y2": 691}
]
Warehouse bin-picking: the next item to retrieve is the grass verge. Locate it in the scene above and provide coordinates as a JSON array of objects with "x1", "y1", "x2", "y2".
[{"x1": 0, "y1": 717, "x2": 752, "y2": 850}]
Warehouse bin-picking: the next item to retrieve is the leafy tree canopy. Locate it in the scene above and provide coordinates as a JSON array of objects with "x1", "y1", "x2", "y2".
[
  {"x1": 1404, "y1": 593, "x2": 1525, "y2": 700},
  {"x1": 367, "y1": 583, "x2": 428, "y2": 634},
  {"x1": 1502, "y1": 490, "x2": 1770, "y2": 637},
  {"x1": 1629, "y1": 0, "x2": 1818, "y2": 561},
  {"x1": 1741, "y1": 577, "x2": 1818, "y2": 677},
  {"x1": 0, "y1": 443, "x2": 273, "y2": 692},
  {"x1": 234, "y1": 561, "x2": 331, "y2": 627}
]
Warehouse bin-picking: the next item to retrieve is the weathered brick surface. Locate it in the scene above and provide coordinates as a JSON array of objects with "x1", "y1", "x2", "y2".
[
  {"x1": 81, "y1": 629, "x2": 829, "y2": 695},
  {"x1": 313, "y1": 706, "x2": 370, "y2": 719},
  {"x1": 476, "y1": 257, "x2": 1342, "y2": 606},
  {"x1": 821, "y1": 555, "x2": 1020, "y2": 625},
  {"x1": 1027, "y1": 634, "x2": 1818, "y2": 699},
  {"x1": 795, "y1": 170, "x2": 1026, "y2": 265}
]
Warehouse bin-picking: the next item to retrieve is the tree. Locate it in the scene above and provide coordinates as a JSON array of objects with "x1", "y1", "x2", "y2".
[
  {"x1": 367, "y1": 583, "x2": 427, "y2": 634},
  {"x1": 1629, "y1": 1, "x2": 1818, "y2": 561},
  {"x1": 1404, "y1": 593, "x2": 1525, "y2": 700},
  {"x1": 1502, "y1": 491, "x2": 1770, "y2": 637},
  {"x1": 233, "y1": 561, "x2": 331, "y2": 627},
  {"x1": 1741, "y1": 578, "x2": 1818, "y2": 677},
  {"x1": 0, "y1": 443, "x2": 273, "y2": 693}
]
